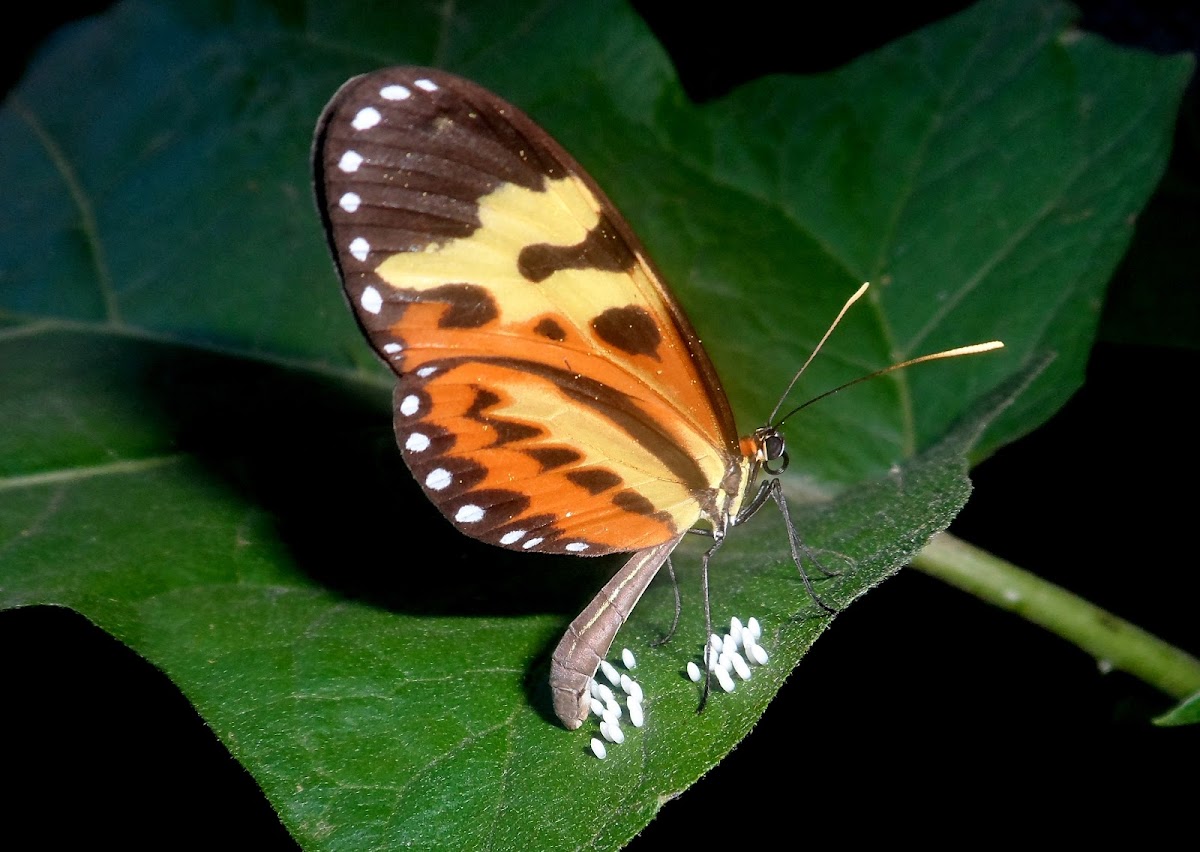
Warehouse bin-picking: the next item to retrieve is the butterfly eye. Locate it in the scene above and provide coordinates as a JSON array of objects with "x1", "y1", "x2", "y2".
[{"x1": 756, "y1": 427, "x2": 789, "y2": 475}]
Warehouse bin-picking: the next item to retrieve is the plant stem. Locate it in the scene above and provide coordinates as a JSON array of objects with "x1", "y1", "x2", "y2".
[{"x1": 913, "y1": 532, "x2": 1200, "y2": 701}]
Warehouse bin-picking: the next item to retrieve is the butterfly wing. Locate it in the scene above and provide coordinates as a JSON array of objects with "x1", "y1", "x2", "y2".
[{"x1": 313, "y1": 67, "x2": 743, "y2": 556}]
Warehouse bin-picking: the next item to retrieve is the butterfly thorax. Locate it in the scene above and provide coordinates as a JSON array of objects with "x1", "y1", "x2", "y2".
[
  {"x1": 703, "y1": 426, "x2": 786, "y2": 539},
  {"x1": 705, "y1": 425, "x2": 788, "y2": 538},
  {"x1": 699, "y1": 449, "x2": 751, "y2": 540}
]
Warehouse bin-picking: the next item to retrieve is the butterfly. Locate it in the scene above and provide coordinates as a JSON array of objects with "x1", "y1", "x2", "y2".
[{"x1": 312, "y1": 67, "x2": 1001, "y2": 730}]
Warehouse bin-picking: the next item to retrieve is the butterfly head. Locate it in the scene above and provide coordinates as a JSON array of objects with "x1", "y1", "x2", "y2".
[{"x1": 751, "y1": 425, "x2": 789, "y2": 477}]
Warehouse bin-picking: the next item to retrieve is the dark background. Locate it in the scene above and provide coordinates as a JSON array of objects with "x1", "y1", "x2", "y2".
[{"x1": 3, "y1": 1, "x2": 1197, "y2": 847}]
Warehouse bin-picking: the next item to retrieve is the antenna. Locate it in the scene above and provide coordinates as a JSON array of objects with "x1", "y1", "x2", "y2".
[
  {"x1": 774, "y1": 340, "x2": 1004, "y2": 429},
  {"x1": 767, "y1": 282, "x2": 870, "y2": 424},
  {"x1": 767, "y1": 282, "x2": 1004, "y2": 430}
]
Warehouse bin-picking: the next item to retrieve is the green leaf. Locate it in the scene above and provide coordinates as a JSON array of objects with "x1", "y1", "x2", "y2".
[{"x1": 0, "y1": 1, "x2": 1190, "y2": 849}]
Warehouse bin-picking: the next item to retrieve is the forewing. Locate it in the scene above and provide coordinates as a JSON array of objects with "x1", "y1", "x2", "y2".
[{"x1": 313, "y1": 67, "x2": 739, "y2": 555}]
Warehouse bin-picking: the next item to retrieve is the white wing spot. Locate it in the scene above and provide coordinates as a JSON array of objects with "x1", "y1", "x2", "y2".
[
  {"x1": 352, "y1": 106, "x2": 382, "y2": 130},
  {"x1": 456, "y1": 504, "x2": 485, "y2": 523},
  {"x1": 339, "y1": 192, "x2": 361, "y2": 213},
  {"x1": 405, "y1": 433, "x2": 430, "y2": 452},
  {"x1": 380, "y1": 84, "x2": 411, "y2": 100},
  {"x1": 382, "y1": 342, "x2": 402, "y2": 354},
  {"x1": 522, "y1": 537, "x2": 544, "y2": 550},
  {"x1": 565, "y1": 542, "x2": 589, "y2": 552},
  {"x1": 414, "y1": 78, "x2": 439, "y2": 92},
  {"x1": 338, "y1": 150, "x2": 363, "y2": 172},
  {"x1": 416, "y1": 366, "x2": 438, "y2": 378},
  {"x1": 426, "y1": 468, "x2": 452, "y2": 491},
  {"x1": 500, "y1": 530, "x2": 526, "y2": 545},
  {"x1": 399, "y1": 394, "x2": 420, "y2": 416},
  {"x1": 349, "y1": 237, "x2": 370, "y2": 262},
  {"x1": 359, "y1": 285, "x2": 383, "y2": 314}
]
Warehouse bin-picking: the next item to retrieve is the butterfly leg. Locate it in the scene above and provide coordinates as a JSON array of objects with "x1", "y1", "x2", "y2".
[
  {"x1": 649, "y1": 554, "x2": 682, "y2": 648},
  {"x1": 697, "y1": 531, "x2": 725, "y2": 714},
  {"x1": 733, "y1": 478, "x2": 838, "y2": 609},
  {"x1": 752, "y1": 479, "x2": 839, "y2": 613},
  {"x1": 550, "y1": 533, "x2": 686, "y2": 729}
]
